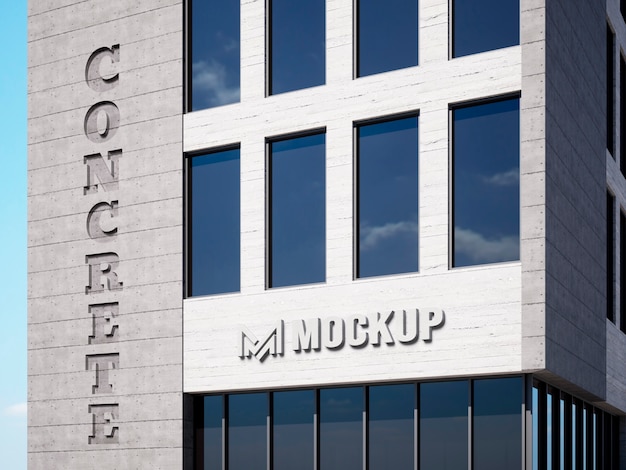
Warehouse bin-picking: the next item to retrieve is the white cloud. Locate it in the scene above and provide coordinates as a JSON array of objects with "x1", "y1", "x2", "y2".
[
  {"x1": 482, "y1": 168, "x2": 519, "y2": 187},
  {"x1": 360, "y1": 221, "x2": 418, "y2": 251},
  {"x1": 455, "y1": 227, "x2": 519, "y2": 263},
  {"x1": 4, "y1": 402, "x2": 27, "y2": 417},
  {"x1": 192, "y1": 59, "x2": 240, "y2": 107}
]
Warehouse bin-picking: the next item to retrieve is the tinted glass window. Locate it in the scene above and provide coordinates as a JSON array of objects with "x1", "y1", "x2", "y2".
[
  {"x1": 420, "y1": 381, "x2": 468, "y2": 470},
  {"x1": 195, "y1": 395, "x2": 223, "y2": 470},
  {"x1": 270, "y1": 0, "x2": 325, "y2": 94},
  {"x1": 357, "y1": 116, "x2": 418, "y2": 278},
  {"x1": 473, "y1": 377, "x2": 522, "y2": 469},
  {"x1": 452, "y1": 0, "x2": 519, "y2": 57},
  {"x1": 269, "y1": 133, "x2": 325, "y2": 287},
  {"x1": 189, "y1": 0, "x2": 240, "y2": 110},
  {"x1": 320, "y1": 387, "x2": 363, "y2": 470},
  {"x1": 357, "y1": 0, "x2": 418, "y2": 77},
  {"x1": 228, "y1": 393, "x2": 267, "y2": 470},
  {"x1": 452, "y1": 98, "x2": 519, "y2": 267},
  {"x1": 273, "y1": 390, "x2": 315, "y2": 470},
  {"x1": 369, "y1": 384, "x2": 414, "y2": 470},
  {"x1": 189, "y1": 149, "x2": 240, "y2": 296}
]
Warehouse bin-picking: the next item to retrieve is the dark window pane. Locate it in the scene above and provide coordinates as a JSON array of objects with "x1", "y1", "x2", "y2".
[
  {"x1": 473, "y1": 377, "x2": 522, "y2": 469},
  {"x1": 357, "y1": 116, "x2": 418, "y2": 278},
  {"x1": 452, "y1": 98, "x2": 520, "y2": 267},
  {"x1": 452, "y1": 0, "x2": 519, "y2": 57},
  {"x1": 228, "y1": 393, "x2": 267, "y2": 470},
  {"x1": 620, "y1": 55, "x2": 625, "y2": 174},
  {"x1": 190, "y1": 0, "x2": 240, "y2": 110},
  {"x1": 369, "y1": 384, "x2": 414, "y2": 470},
  {"x1": 607, "y1": 192, "x2": 615, "y2": 322},
  {"x1": 189, "y1": 149, "x2": 240, "y2": 296},
  {"x1": 270, "y1": 0, "x2": 325, "y2": 94},
  {"x1": 320, "y1": 387, "x2": 363, "y2": 470},
  {"x1": 273, "y1": 390, "x2": 315, "y2": 470},
  {"x1": 357, "y1": 0, "x2": 418, "y2": 76},
  {"x1": 199, "y1": 396, "x2": 222, "y2": 470},
  {"x1": 419, "y1": 381, "x2": 468, "y2": 470},
  {"x1": 621, "y1": 211, "x2": 626, "y2": 333},
  {"x1": 270, "y1": 133, "x2": 325, "y2": 287}
]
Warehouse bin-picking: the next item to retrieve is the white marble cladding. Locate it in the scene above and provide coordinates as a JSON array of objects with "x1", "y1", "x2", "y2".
[{"x1": 184, "y1": 0, "x2": 524, "y2": 393}]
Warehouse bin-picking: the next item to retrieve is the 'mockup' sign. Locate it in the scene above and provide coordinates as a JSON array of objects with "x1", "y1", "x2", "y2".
[{"x1": 240, "y1": 308, "x2": 445, "y2": 362}]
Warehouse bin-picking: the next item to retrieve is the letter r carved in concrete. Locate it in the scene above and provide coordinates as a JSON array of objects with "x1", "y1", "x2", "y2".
[{"x1": 86, "y1": 253, "x2": 123, "y2": 293}]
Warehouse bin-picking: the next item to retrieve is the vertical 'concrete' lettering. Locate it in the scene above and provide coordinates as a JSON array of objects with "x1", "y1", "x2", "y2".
[
  {"x1": 347, "y1": 314, "x2": 368, "y2": 348},
  {"x1": 86, "y1": 253, "x2": 123, "y2": 293},
  {"x1": 420, "y1": 308, "x2": 446, "y2": 342},
  {"x1": 84, "y1": 150, "x2": 121, "y2": 194},
  {"x1": 292, "y1": 318, "x2": 321, "y2": 352},
  {"x1": 84, "y1": 101, "x2": 120, "y2": 143},
  {"x1": 87, "y1": 201, "x2": 118, "y2": 239},
  {"x1": 89, "y1": 303, "x2": 119, "y2": 344},
  {"x1": 88, "y1": 404, "x2": 119, "y2": 444},
  {"x1": 86, "y1": 354, "x2": 120, "y2": 394},
  {"x1": 396, "y1": 309, "x2": 419, "y2": 344},
  {"x1": 369, "y1": 311, "x2": 395, "y2": 346},
  {"x1": 85, "y1": 45, "x2": 120, "y2": 92},
  {"x1": 322, "y1": 317, "x2": 344, "y2": 350}
]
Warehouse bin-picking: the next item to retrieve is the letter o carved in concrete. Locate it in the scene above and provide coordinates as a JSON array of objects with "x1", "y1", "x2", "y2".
[{"x1": 84, "y1": 101, "x2": 120, "y2": 144}]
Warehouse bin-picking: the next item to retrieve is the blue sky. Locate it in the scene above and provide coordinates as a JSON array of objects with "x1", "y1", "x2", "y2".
[{"x1": 0, "y1": 1, "x2": 27, "y2": 469}]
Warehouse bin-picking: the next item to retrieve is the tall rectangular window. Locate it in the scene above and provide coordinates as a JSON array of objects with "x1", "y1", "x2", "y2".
[
  {"x1": 188, "y1": 148, "x2": 240, "y2": 296},
  {"x1": 608, "y1": 26, "x2": 615, "y2": 156},
  {"x1": 473, "y1": 377, "x2": 522, "y2": 468},
  {"x1": 268, "y1": 132, "x2": 326, "y2": 288},
  {"x1": 320, "y1": 387, "x2": 363, "y2": 470},
  {"x1": 273, "y1": 390, "x2": 315, "y2": 470},
  {"x1": 452, "y1": 97, "x2": 520, "y2": 267},
  {"x1": 269, "y1": 0, "x2": 325, "y2": 95},
  {"x1": 420, "y1": 381, "x2": 468, "y2": 470},
  {"x1": 608, "y1": 191, "x2": 615, "y2": 322},
  {"x1": 452, "y1": 0, "x2": 519, "y2": 57},
  {"x1": 368, "y1": 384, "x2": 415, "y2": 470},
  {"x1": 356, "y1": 115, "x2": 419, "y2": 278},
  {"x1": 228, "y1": 393, "x2": 268, "y2": 470},
  {"x1": 356, "y1": 0, "x2": 418, "y2": 77},
  {"x1": 188, "y1": 0, "x2": 240, "y2": 111},
  {"x1": 194, "y1": 395, "x2": 223, "y2": 470}
]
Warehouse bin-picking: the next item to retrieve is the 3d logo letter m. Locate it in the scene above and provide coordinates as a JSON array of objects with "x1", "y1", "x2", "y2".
[{"x1": 239, "y1": 321, "x2": 284, "y2": 362}]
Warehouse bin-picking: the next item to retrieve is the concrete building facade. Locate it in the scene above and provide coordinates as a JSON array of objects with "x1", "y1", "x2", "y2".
[{"x1": 27, "y1": 0, "x2": 626, "y2": 468}]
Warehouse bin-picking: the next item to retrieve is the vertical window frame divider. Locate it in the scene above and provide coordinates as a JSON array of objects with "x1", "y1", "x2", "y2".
[
  {"x1": 184, "y1": 153, "x2": 192, "y2": 298},
  {"x1": 314, "y1": 389, "x2": 320, "y2": 470},
  {"x1": 353, "y1": 0, "x2": 360, "y2": 79},
  {"x1": 265, "y1": 0, "x2": 273, "y2": 97},
  {"x1": 223, "y1": 394, "x2": 229, "y2": 470},
  {"x1": 414, "y1": 383, "x2": 419, "y2": 470},
  {"x1": 265, "y1": 139, "x2": 273, "y2": 289},
  {"x1": 363, "y1": 386, "x2": 369, "y2": 470},
  {"x1": 184, "y1": 0, "x2": 192, "y2": 112},
  {"x1": 353, "y1": 123, "x2": 361, "y2": 280},
  {"x1": 549, "y1": 386, "x2": 561, "y2": 470},
  {"x1": 538, "y1": 381, "x2": 547, "y2": 470},
  {"x1": 448, "y1": 0, "x2": 455, "y2": 59},
  {"x1": 468, "y1": 380, "x2": 473, "y2": 470},
  {"x1": 267, "y1": 392, "x2": 273, "y2": 470}
]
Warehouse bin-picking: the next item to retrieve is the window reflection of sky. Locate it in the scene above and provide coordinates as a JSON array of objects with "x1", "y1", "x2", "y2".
[
  {"x1": 189, "y1": 149, "x2": 240, "y2": 296},
  {"x1": 320, "y1": 388, "x2": 363, "y2": 470},
  {"x1": 453, "y1": 98, "x2": 520, "y2": 267},
  {"x1": 274, "y1": 390, "x2": 315, "y2": 470},
  {"x1": 229, "y1": 393, "x2": 267, "y2": 470},
  {"x1": 358, "y1": 116, "x2": 418, "y2": 278},
  {"x1": 270, "y1": 134, "x2": 325, "y2": 287},
  {"x1": 358, "y1": 0, "x2": 418, "y2": 77},
  {"x1": 190, "y1": 0, "x2": 240, "y2": 110},
  {"x1": 271, "y1": 0, "x2": 325, "y2": 94},
  {"x1": 453, "y1": 0, "x2": 519, "y2": 57}
]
